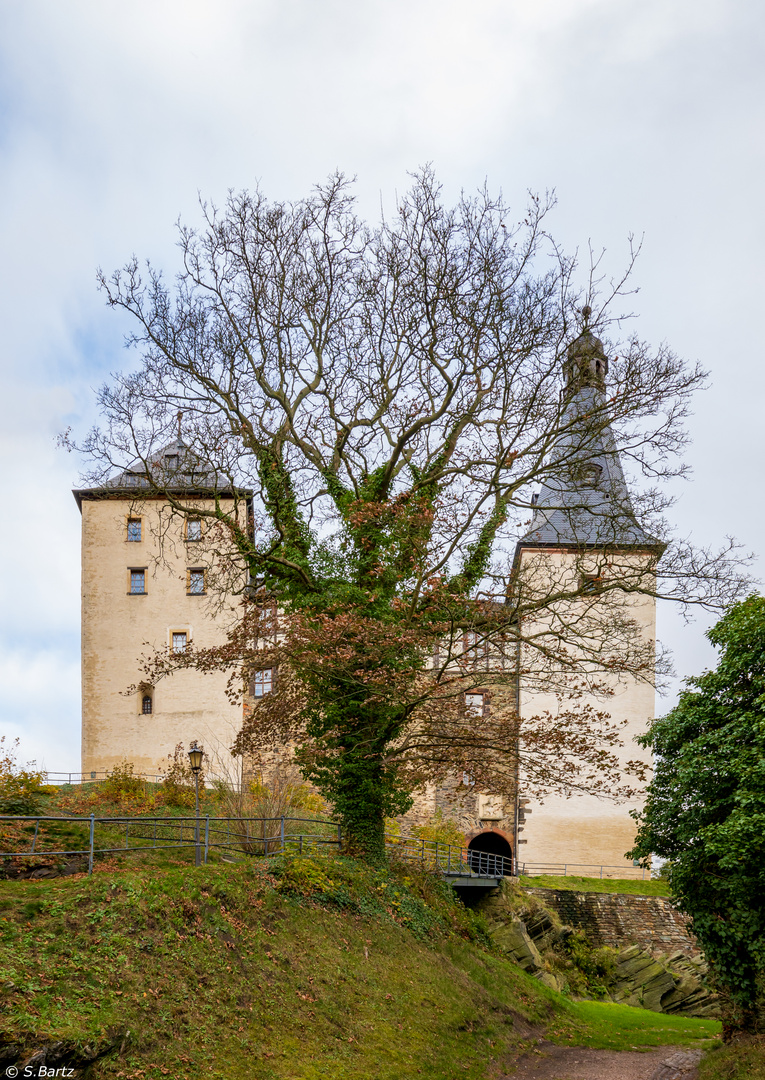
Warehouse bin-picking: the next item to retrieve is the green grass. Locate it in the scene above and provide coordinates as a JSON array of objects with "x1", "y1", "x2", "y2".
[
  {"x1": 0, "y1": 853, "x2": 722, "y2": 1079},
  {"x1": 553, "y1": 1000, "x2": 719, "y2": 1050},
  {"x1": 521, "y1": 873, "x2": 670, "y2": 897},
  {"x1": 699, "y1": 1038, "x2": 765, "y2": 1080}
]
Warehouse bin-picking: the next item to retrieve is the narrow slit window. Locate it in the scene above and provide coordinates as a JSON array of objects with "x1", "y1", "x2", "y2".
[
  {"x1": 127, "y1": 518, "x2": 142, "y2": 542},
  {"x1": 130, "y1": 569, "x2": 146, "y2": 594},
  {"x1": 141, "y1": 695, "x2": 153, "y2": 715},
  {"x1": 172, "y1": 632, "x2": 187, "y2": 653},
  {"x1": 188, "y1": 569, "x2": 205, "y2": 595}
]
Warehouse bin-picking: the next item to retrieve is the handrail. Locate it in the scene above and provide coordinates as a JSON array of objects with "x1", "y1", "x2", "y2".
[{"x1": 0, "y1": 815, "x2": 648, "y2": 880}]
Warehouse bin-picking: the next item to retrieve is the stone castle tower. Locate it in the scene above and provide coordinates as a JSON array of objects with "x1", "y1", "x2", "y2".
[
  {"x1": 509, "y1": 322, "x2": 658, "y2": 873},
  {"x1": 73, "y1": 441, "x2": 249, "y2": 778}
]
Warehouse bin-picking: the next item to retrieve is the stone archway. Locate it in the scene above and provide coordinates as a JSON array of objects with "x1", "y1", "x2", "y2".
[{"x1": 466, "y1": 829, "x2": 514, "y2": 876}]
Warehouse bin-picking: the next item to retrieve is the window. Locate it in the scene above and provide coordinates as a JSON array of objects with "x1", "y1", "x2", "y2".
[
  {"x1": 129, "y1": 569, "x2": 146, "y2": 594},
  {"x1": 165, "y1": 454, "x2": 179, "y2": 470},
  {"x1": 252, "y1": 668, "x2": 273, "y2": 697},
  {"x1": 579, "y1": 463, "x2": 603, "y2": 487},
  {"x1": 172, "y1": 632, "x2": 188, "y2": 653},
  {"x1": 188, "y1": 569, "x2": 205, "y2": 595},
  {"x1": 465, "y1": 692, "x2": 486, "y2": 717},
  {"x1": 127, "y1": 518, "x2": 142, "y2": 542},
  {"x1": 580, "y1": 574, "x2": 604, "y2": 595},
  {"x1": 463, "y1": 631, "x2": 488, "y2": 667},
  {"x1": 186, "y1": 518, "x2": 202, "y2": 542},
  {"x1": 141, "y1": 695, "x2": 153, "y2": 715}
]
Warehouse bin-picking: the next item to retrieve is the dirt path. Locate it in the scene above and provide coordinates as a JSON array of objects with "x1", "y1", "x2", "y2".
[{"x1": 499, "y1": 1042, "x2": 703, "y2": 1080}]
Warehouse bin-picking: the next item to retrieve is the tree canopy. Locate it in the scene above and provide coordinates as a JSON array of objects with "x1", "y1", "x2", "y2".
[
  {"x1": 630, "y1": 596, "x2": 765, "y2": 1035},
  {"x1": 72, "y1": 170, "x2": 749, "y2": 859}
]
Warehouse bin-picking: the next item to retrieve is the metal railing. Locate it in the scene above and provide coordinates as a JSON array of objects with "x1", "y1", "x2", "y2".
[
  {"x1": 518, "y1": 860, "x2": 651, "y2": 881},
  {"x1": 0, "y1": 814, "x2": 649, "y2": 882},
  {"x1": 384, "y1": 832, "x2": 514, "y2": 879},
  {"x1": 0, "y1": 814, "x2": 342, "y2": 874}
]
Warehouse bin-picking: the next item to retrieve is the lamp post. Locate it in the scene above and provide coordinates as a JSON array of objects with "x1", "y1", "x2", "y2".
[{"x1": 187, "y1": 742, "x2": 204, "y2": 867}]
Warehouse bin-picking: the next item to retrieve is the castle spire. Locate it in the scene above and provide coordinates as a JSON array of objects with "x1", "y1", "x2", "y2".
[{"x1": 562, "y1": 307, "x2": 609, "y2": 394}]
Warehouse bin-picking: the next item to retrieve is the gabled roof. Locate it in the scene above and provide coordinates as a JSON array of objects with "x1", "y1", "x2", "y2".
[
  {"x1": 516, "y1": 327, "x2": 658, "y2": 555},
  {"x1": 73, "y1": 439, "x2": 251, "y2": 510}
]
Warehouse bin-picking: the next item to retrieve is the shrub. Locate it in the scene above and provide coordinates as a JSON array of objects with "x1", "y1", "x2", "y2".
[
  {"x1": 0, "y1": 737, "x2": 45, "y2": 815},
  {"x1": 159, "y1": 743, "x2": 202, "y2": 808},
  {"x1": 101, "y1": 759, "x2": 146, "y2": 801},
  {"x1": 413, "y1": 809, "x2": 466, "y2": 849}
]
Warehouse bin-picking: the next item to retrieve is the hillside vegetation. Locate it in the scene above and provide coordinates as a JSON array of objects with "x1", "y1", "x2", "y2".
[{"x1": 0, "y1": 852, "x2": 721, "y2": 1079}]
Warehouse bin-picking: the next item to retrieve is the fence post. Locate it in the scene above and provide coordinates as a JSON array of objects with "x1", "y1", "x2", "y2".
[
  {"x1": 280, "y1": 815, "x2": 285, "y2": 853},
  {"x1": 204, "y1": 815, "x2": 210, "y2": 864},
  {"x1": 88, "y1": 814, "x2": 95, "y2": 876},
  {"x1": 337, "y1": 823, "x2": 342, "y2": 853}
]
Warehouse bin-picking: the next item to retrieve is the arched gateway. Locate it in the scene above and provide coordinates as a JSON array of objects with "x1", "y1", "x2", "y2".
[{"x1": 467, "y1": 830, "x2": 514, "y2": 876}]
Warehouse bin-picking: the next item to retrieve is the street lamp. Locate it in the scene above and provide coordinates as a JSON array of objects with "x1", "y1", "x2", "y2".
[{"x1": 187, "y1": 742, "x2": 204, "y2": 867}]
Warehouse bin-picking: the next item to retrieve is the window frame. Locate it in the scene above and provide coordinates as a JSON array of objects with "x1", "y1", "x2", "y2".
[
  {"x1": 185, "y1": 518, "x2": 202, "y2": 542},
  {"x1": 126, "y1": 517, "x2": 142, "y2": 543},
  {"x1": 465, "y1": 691, "x2": 487, "y2": 718},
  {"x1": 141, "y1": 694, "x2": 153, "y2": 715},
  {"x1": 187, "y1": 568, "x2": 206, "y2": 595},
  {"x1": 128, "y1": 567, "x2": 147, "y2": 595},
  {"x1": 251, "y1": 667, "x2": 274, "y2": 698},
  {"x1": 171, "y1": 631, "x2": 188, "y2": 654}
]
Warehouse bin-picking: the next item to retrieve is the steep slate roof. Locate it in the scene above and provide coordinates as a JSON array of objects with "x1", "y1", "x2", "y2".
[
  {"x1": 72, "y1": 439, "x2": 250, "y2": 510},
  {"x1": 517, "y1": 327, "x2": 657, "y2": 553}
]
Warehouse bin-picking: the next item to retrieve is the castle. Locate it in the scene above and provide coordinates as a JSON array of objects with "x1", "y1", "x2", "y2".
[{"x1": 74, "y1": 327, "x2": 656, "y2": 875}]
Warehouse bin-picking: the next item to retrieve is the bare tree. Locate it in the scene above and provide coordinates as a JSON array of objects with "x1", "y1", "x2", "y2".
[{"x1": 71, "y1": 169, "x2": 750, "y2": 860}]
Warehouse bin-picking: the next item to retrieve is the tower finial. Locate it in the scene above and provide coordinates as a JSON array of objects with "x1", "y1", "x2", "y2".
[
  {"x1": 581, "y1": 304, "x2": 592, "y2": 328},
  {"x1": 177, "y1": 410, "x2": 183, "y2": 443}
]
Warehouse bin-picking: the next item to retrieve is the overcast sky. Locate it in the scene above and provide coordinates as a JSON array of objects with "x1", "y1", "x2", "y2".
[{"x1": 0, "y1": 0, "x2": 762, "y2": 772}]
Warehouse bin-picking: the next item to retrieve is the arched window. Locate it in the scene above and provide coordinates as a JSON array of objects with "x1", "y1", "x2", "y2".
[{"x1": 142, "y1": 695, "x2": 153, "y2": 715}]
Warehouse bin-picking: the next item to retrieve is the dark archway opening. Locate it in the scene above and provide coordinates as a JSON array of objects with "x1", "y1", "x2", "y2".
[{"x1": 467, "y1": 831, "x2": 513, "y2": 876}]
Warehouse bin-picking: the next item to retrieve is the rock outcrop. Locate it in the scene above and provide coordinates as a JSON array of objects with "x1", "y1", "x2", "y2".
[{"x1": 476, "y1": 881, "x2": 717, "y2": 1017}]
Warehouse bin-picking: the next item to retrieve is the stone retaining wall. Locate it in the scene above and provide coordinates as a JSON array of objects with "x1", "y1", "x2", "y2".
[{"x1": 523, "y1": 887, "x2": 700, "y2": 957}]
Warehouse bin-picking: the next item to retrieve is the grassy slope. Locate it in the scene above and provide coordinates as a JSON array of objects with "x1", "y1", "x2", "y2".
[
  {"x1": 0, "y1": 854, "x2": 720, "y2": 1080},
  {"x1": 520, "y1": 874, "x2": 669, "y2": 897}
]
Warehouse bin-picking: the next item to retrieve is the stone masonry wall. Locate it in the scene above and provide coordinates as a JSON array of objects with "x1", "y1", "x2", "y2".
[{"x1": 523, "y1": 888, "x2": 700, "y2": 957}]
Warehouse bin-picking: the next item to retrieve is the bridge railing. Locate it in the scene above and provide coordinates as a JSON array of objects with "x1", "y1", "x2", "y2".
[{"x1": 384, "y1": 832, "x2": 514, "y2": 879}]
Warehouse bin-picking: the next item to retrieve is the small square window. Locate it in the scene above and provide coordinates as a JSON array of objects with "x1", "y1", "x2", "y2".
[
  {"x1": 186, "y1": 519, "x2": 202, "y2": 542},
  {"x1": 252, "y1": 668, "x2": 273, "y2": 697},
  {"x1": 130, "y1": 570, "x2": 146, "y2": 594},
  {"x1": 127, "y1": 518, "x2": 142, "y2": 542},
  {"x1": 172, "y1": 632, "x2": 188, "y2": 653},
  {"x1": 188, "y1": 569, "x2": 205, "y2": 595}
]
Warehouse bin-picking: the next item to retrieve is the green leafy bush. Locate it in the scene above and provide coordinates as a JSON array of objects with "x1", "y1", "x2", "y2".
[{"x1": 558, "y1": 929, "x2": 618, "y2": 998}]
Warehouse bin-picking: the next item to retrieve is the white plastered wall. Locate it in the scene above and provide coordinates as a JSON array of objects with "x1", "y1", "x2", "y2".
[
  {"x1": 80, "y1": 498, "x2": 245, "y2": 776},
  {"x1": 515, "y1": 548, "x2": 655, "y2": 876}
]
